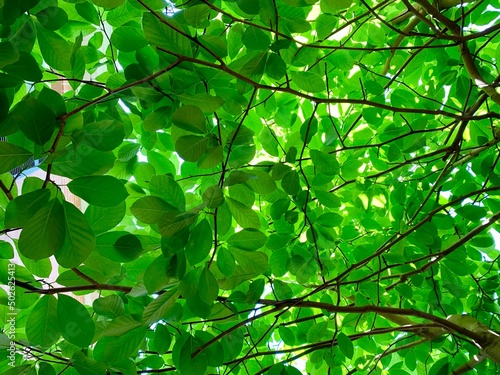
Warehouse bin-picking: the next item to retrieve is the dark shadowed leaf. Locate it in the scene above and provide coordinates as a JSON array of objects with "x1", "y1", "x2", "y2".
[
  {"x1": 57, "y1": 294, "x2": 95, "y2": 347},
  {"x1": 18, "y1": 199, "x2": 66, "y2": 261}
]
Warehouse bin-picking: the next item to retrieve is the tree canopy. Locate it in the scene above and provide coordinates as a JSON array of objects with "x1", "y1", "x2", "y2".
[{"x1": 1, "y1": 0, "x2": 500, "y2": 374}]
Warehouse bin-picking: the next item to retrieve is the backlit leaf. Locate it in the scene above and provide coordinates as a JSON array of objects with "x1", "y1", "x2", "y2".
[
  {"x1": 68, "y1": 176, "x2": 128, "y2": 207},
  {"x1": 26, "y1": 295, "x2": 60, "y2": 347}
]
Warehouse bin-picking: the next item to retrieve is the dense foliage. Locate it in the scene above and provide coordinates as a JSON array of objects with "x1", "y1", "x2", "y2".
[{"x1": 1, "y1": 0, "x2": 500, "y2": 374}]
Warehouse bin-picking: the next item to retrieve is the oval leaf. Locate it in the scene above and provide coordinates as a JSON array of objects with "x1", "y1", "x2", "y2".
[
  {"x1": 202, "y1": 185, "x2": 225, "y2": 208},
  {"x1": 19, "y1": 199, "x2": 66, "y2": 261},
  {"x1": 185, "y1": 218, "x2": 213, "y2": 265},
  {"x1": 26, "y1": 295, "x2": 60, "y2": 347},
  {"x1": 227, "y1": 229, "x2": 267, "y2": 251},
  {"x1": 175, "y1": 135, "x2": 210, "y2": 162},
  {"x1": 131, "y1": 196, "x2": 176, "y2": 224},
  {"x1": 67, "y1": 175, "x2": 128, "y2": 207},
  {"x1": 172, "y1": 105, "x2": 206, "y2": 134},
  {"x1": 57, "y1": 294, "x2": 95, "y2": 347},
  {"x1": 55, "y1": 201, "x2": 96, "y2": 268}
]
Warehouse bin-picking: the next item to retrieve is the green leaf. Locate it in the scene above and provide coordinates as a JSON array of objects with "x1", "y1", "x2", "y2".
[
  {"x1": 93, "y1": 295, "x2": 125, "y2": 318},
  {"x1": 227, "y1": 229, "x2": 267, "y2": 251},
  {"x1": 72, "y1": 352, "x2": 107, "y2": 375},
  {"x1": 131, "y1": 196, "x2": 176, "y2": 224},
  {"x1": 26, "y1": 295, "x2": 60, "y2": 347},
  {"x1": 84, "y1": 202, "x2": 126, "y2": 235},
  {"x1": 0, "y1": 241, "x2": 14, "y2": 259},
  {"x1": 244, "y1": 170, "x2": 277, "y2": 195},
  {"x1": 55, "y1": 201, "x2": 96, "y2": 268},
  {"x1": 36, "y1": 25, "x2": 72, "y2": 71},
  {"x1": 16, "y1": 97, "x2": 57, "y2": 145},
  {"x1": 0, "y1": 73, "x2": 23, "y2": 88},
  {"x1": 310, "y1": 150, "x2": 339, "y2": 175},
  {"x1": 300, "y1": 117, "x2": 318, "y2": 145},
  {"x1": 279, "y1": 326, "x2": 295, "y2": 346},
  {"x1": 2, "y1": 51, "x2": 43, "y2": 81},
  {"x1": 158, "y1": 211, "x2": 197, "y2": 237},
  {"x1": 36, "y1": 7, "x2": 68, "y2": 31},
  {"x1": 67, "y1": 176, "x2": 128, "y2": 207},
  {"x1": 91, "y1": 0, "x2": 125, "y2": 9},
  {"x1": 199, "y1": 35, "x2": 227, "y2": 59},
  {"x1": 246, "y1": 278, "x2": 265, "y2": 304},
  {"x1": 5, "y1": 188, "x2": 50, "y2": 228},
  {"x1": 185, "y1": 219, "x2": 213, "y2": 265},
  {"x1": 199, "y1": 267, "x2": 219, "y2": 304},
  {"x1": 75, "y1": 2, "x2": 100, "y2": 25},
  {"x1": 95, "y1": 232, "x2": 143, "y2": 262},
  {"x1": 47, "y1": 145, "x2": 116, "y2": 179},
  {"x1": 172, "y1": 105, "x2": 207, "y2": 134},
  {"x1": 316, "y1": 212, "x2": 343, "y2": 227},
  {"x1": 144, "y1": 254, "x2": 171, "y2": 293},
  {"x1": 184, "y1": 4, "x2": 211, "y2": 28},
  {"x1": 316, "y1": 14, "x2": 337, "y2": 40},
  {"x1": 18, "y1": 199, "x2": 66, "y2": 261},
  {"x1": 175, "y1": 135, "x2": 210, "y2": 162},
  {"x1": 149, "y1": 175, "x2": 186, "y2": 211},
  {"x1": 81, "y1": 120, "x2": 125, "y2": 151},
  {"x1": 142, "y1": 288, "x2": 180, "y2": 325},
  {"x1": 266, "y1": 53, "x2": 287, "y2": 80},
  {"x1": 177, "y1": 334, "x2": 208, "y2": 375},
  {"x1": 202, "y1": 185, "x2": 225, "y2": 208},
  {"x1": 154, "y1": 324, "x2": 172, "y2": 354},
  {"x1": 217, "y1": 247, "x2": 236, "y2": 277},
  {"x1": 57, "y1": 295, "x2": 95, "y2": 347},
  {"x1": 118, "y1": 143, "x2": 141, "y2": 162},
  {"x1": 110, "y1": 25, "x2": 147, "y2": 52},
  {"x1": 337, "y1": 332, "x2": 354, "y2": 359},
  {"x1": 93, "y1": 327, "x2": 147, "y2": 364},
  {"x1": 290, "y1": 71, "x2": 326, "y2": 93},
  {"x1": 226, "y1": 197, "x2": 261, "y2": 229},
  {"x1": 455, "y1": 205, "x2": 487, "y2": 221},
  {"x1": 178, "y1": 94, "x2": 224, "y2": 113},
  {"x1": 0, "y1": 42, "x2": 19, "y2": 69},
  {"x1": 219, "y1": 249, "x2": 268, "y2": 289},
  {"x1": 321, "y1": 0, "x2": 352, "y2": 13},
  {"x1": 100, "y1": 315, "x2": 142, "y2": 338},
  {"x1": 238, "y1": 51, "x2": 267, "y2": 82},
  {"x1": 230, "y1": 127, "x2": 254, "y2": 146},
  {"x1": 142, "y1": 12, "x2": 193, "y2": 56},
  {"x1": 0, "y1": 142, "x2": 32, "y2": 175},
  {"x1": 242, "y1": 26, "x2": 271, "y2": 51},
  {"x1": 281, "y1": 170, "x2": 301, "y2": 195},
  {"x1": 38, "y1": 363, "x2": 56, "y2": 375},
  {"x1": 307, "y1": 321, "x2": 328, "y2": 342}
]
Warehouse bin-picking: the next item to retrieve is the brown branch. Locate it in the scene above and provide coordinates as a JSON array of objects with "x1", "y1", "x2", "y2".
[
  {"x1": 48, "y1": 59, "x2": 182, "y2": 155},
  {"x1": 0, "y1": 180, "x2": 13, "y2": 200},
  {"x1": 386, "y1": 208, "x2": 500, "y2": 287},
  {"x1": 16, "y1": 280, "x2": 132, "y2": 294},
  {"x1": 156, "y1": 49, "x2": 498, "y2": 121},
  {"x1": 71, "y1": 268, "x2": 99, "y2": 286},
  {"x1": 311, "y1": 184, "x2": 500, "y2": 295}
]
